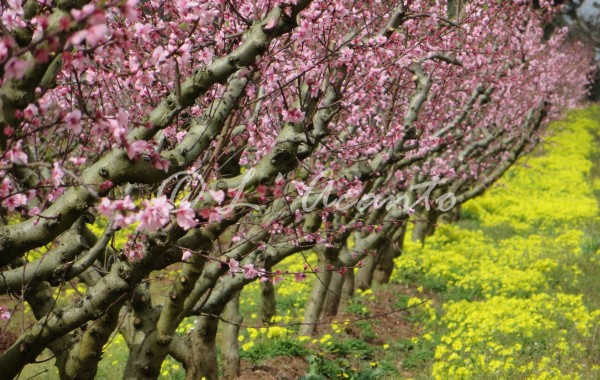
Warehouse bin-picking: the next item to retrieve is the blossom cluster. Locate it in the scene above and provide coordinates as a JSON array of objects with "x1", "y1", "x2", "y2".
[{"x1": 97, "y1": 195, "x2": 198, "y2": 232}]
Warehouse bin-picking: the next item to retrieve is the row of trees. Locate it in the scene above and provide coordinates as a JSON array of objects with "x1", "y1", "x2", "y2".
[{"x1": 0, "y1": 0, "x2": 593, "y2": 378}]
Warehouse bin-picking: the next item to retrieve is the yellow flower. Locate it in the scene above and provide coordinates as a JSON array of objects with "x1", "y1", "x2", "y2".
[{"x1": 451, "y1": 340, "x2": 462, "y2": 351}]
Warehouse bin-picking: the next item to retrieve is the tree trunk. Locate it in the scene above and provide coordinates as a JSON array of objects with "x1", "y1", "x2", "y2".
[
  {"x1": 373, "y1": 224, "x2": 407, "y2": 284},
  {"x1": 321, "y1": 270, "x2": 345, "y2": 318},
  {"x1": 342, "y1": 268, "x2": 355, "y2": 299},
  {"x1": 412, "y1": 209, "x2": 439, "y2": 245},
  {"x1": 221, "y1": 291, "x2": 242, "y2": 380},
  {"x1": 60, "y1": 306, "x2": 121, "y2": 380},
  {"x1": 438, "y1": 203, "x2": 461, "y2": 224},
  {"x1": 354, "y1": 254, "x2": 376, "y2": 291},
  {"x1": 24, "y1": 280, "x2": 75, "y2": 378},
  {"x1": 411, "y1": 218, "x2": 429, "y2": 244},
  {"x1": 260, "y1": 265, "x2": 277, "y2": 325},
  {"x1": 300, "y1": 250, "x2": 336, "y2": 336},
  {"x1": 184, "y1": 315, "x2": 220, "y2": 380},
  {"x1": 447, "y1": 0, "x2": 463, "y2": 21},
  {"x1": 122, "y1": 285, "x2": 164, "y2": 380}
]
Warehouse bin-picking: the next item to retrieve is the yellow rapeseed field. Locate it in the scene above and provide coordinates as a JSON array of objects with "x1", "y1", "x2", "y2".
[{"x1": 395, "y1": 106, "x2": 600, "y2": 379}]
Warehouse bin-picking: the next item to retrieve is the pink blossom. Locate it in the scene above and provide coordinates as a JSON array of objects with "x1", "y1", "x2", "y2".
[
  {"x1": 137, "y1": 196, "x2": 173, "y2": 232},
  {"x1": 64, "y1": 110, "x2": 82, "y2": 134},
  {"x1": 97, "y1": 197, "x2": 113, "y2": 215},
  {"x1": 339, "y1": 47, "x2": 354, "y2": 64},
  {"x1": 151, "y1": 154, "x2": 170, "y2": 172},
  {"x1": 175, "y1": 131, "x2": 187, "y2": 142},
  {"x1": 69, "y1": 156, "x2": 87, "y2": 166},
  {"x1": 272, "y1": 274, "x2": 284, "y2": 284},
  {"x1": 273, "y1": 176, "x2": 286, "y2": 196},
  {"x1": 108, "y1": 119, "x2": 126, "y2": 145},
  {"x1": 4, "y1": 57, "x2": 31, "y2": 80},
  {"x1": 269, "y1": 222, "x2": 283, "y2": 235},
  {"x1": 134, "y1": 22, "x2": 153, "y2": 40},
  {"x1": 113, "y1": 196, "x2": 136, "y2": 213},
  {"x1": 68, "y1": 31, "x2": 87, "y2": 46},
  {"x1": 282, "y1": 108, "x2": 305, "y2": 123},
  {"x1": 23, "y1": 104, "x2": 39, "y2": 120},
  {"x1": 174, "y1": 201, "x2": 197, "y2": 230},
  {"x1": 97, "y1": 196, "x2": 136, "y2": 228},
  {"x1": 113, "y1": 213, "x2": 137, "y2": 229},
  {"x1": 242, "y1": 264, "x2": 259, "y2": 279},
  {"x1": 2, "y1": 194, "x2": 26, "y2": 211},
  {"x1": 52, "y1": 162, "x2": 64, "y2": 187},
  {"x1": 0, "y1": 306, "x2": 10, "y2": 320},
  {"x1": 151, "y1": 46, "x2": 167, "y2": 65},
  {"x1": 5, "y1": 146, "x2": 27, "y2": 164},
  {"x1": 227, "y1": 258, "x2": 239, "y2": 275},
  {"x1": 127, "y1": 140, "x2": 148, "y2": 160},
  {"x1": 292, "y1": 180, "x2": 309, "y2": 196},
  {"x1": 181, "y1": 250, "x2": 193, "y2": 261},
  {"x1": 1, "y1": 178, "x2": 14, "y2": 198},
  {"x1": 135, "y1": 73, "x2": 154, "y2": 88},
  {"x1": 209, "y1": 189, "x2": 225, "y2": 205},
  {"x1": 47, "y1": 188, "x2": 64, "y2": 202},
  {"x1": 57, "y1": 15, "x2": 70, "y2": 31},
  {"x1": 199, "y1": 207, "x2": 226, "y2": 223},
  {"x1": 124, "y1": 236, "x2": 145, "y2": 261},
  {"x1": 99, "y1": 180, "x2": 113, "y2": 193},
  {"x1": 0, "y1": 41, "x2": 8, "y2": 62},
  {"x1": 2, "y1": 13, "x2": 25, "y2": 31},
  {"x1": 71, "y1": 4, "x2": 96, "y2": 22},
  {"x1": 69, "y1": 24, "x2": 107, "y2": 47},
  {"x1": 121, "y1": 0, "x2": 139, "y2": 22}
]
